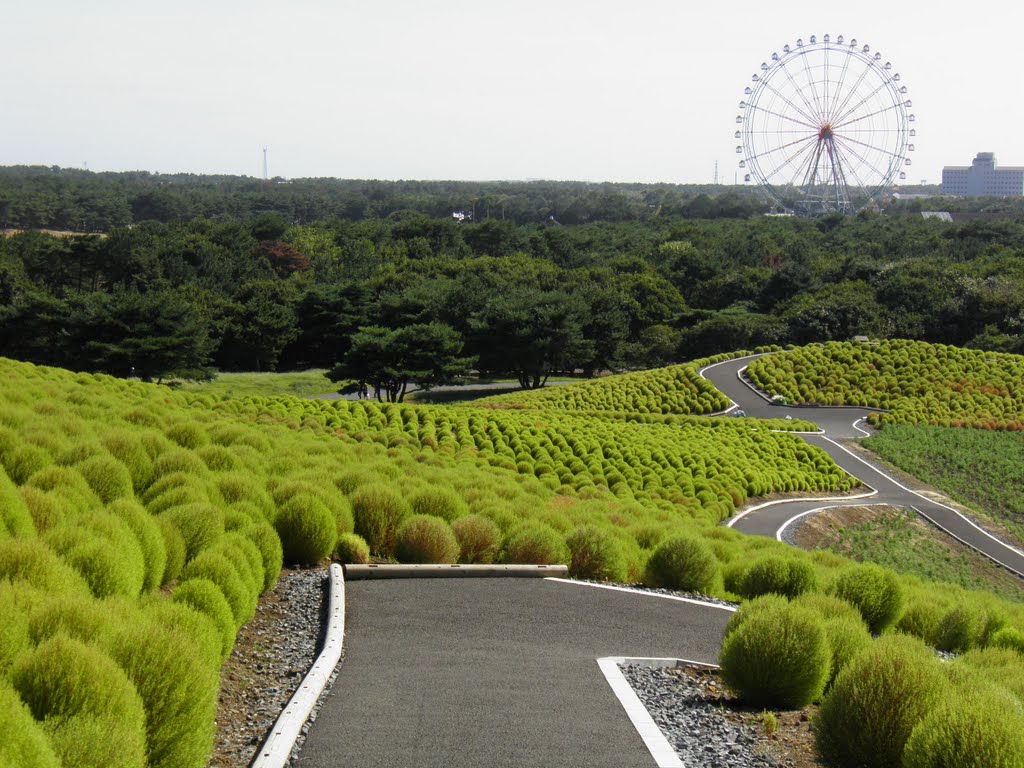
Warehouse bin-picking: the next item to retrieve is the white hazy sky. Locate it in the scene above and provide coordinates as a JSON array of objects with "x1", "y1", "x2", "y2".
[{"x1": 1, "y1": 0, "x2": 1020, "y2": 184}]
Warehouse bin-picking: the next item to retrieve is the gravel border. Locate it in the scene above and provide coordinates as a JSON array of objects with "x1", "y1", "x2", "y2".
[{"x1": 621, "y1": 663, "x2": 780, "y2": 768}]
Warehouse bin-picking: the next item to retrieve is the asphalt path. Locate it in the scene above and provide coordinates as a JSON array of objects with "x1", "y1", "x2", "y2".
[
  {"x1": 701, "y1": 355, "x2": 1024, "y2": 576},
  {"x1": 297, "y1": 578, "x2": 731, "y2": 768}
]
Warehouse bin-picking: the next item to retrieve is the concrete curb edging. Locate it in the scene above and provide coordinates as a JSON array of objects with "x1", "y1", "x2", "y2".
[
  {"x1": 252, "y1": 563, "x2": 345, "y2": 768},
  {"x1": 544, "y1": 577, "x2": 737, "y2": 612},
  {"x1": 598, "y1": 657, "x2": 721, "y2": 768},
  {"x1": 345, "y1": 563, "x2": 569, "y2": 580}
]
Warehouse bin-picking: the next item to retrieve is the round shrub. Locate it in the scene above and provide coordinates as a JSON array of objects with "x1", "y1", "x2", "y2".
[
  {"x1": 0, "y1": 681, "x2": 60, "y2": 768},
  {"x1": 409, "y1": 487, "x2": 469, "y2": 522},
  {"x1": 207, "y1": 533, "x2": 265, "y2": 597},
  {"x1": 896, "y1": 598, "x2": 945, "y2": 644},
  {"x1": 821, "y1": 615, "x2": 872, "y2": 689},
  {"x1": 451, "y1": 515, "x2": 502, "y2": 564},
  {"x1": 180, "y1": 550, "x2": 256, "y2": 626},
  {"x1": 566, "y1": 525, "x2": 627, "y2": 582},
  {"x1": 903, "y1": 687, "x2": 1024, "y2": 768},
  {"x1": 172, "y1": 578, "x2": 237, "y2": 660},
  {"x1": 502, "y1": 522, "x2": 570, "y2": 565},
  {"x1": 27, "y1": 593, "x2": 108, "y2": 647},
  {"x1": 75, "y1": 454, "x2": 134, "y2": 504},
  {"x1": 350, "y1": 484, "x2": 409, "y2": 556},
  {"x1": 151, "y1": 449, "x2": 208, "y2": 480},
  {"x1": 4, "y1": 443, "x2": 52, "y2": 486},
  {"x1": 165, "y1": 421, "x2": 209, "y2": 450},
  {"x1": 828, "y1": 563, "x2": 904, "y2": 634},
  {"x1": 107, "y1": 499, "x2": 167, "y2": 593},
  {"x1": 242, "y1": 522, "x2": 283, "y2": 590},
  {"x1": 395, "y1": 515, "x2": 460, "y2": 564},
  {"x1": 0, "y1": 465, "x2": 35, "y2": 538},
  {"x1": 954, "y1": 647, "x2": 1024, "y2": 704},
  {"x1": 814, "y1": 634, "x2": 949, "y2": 768},
  {"x1": 644, "y1": 535, "x2": 719, "y2": 593},
  {"x1": 159, "y1": 502, "x2": 225, "y2": 561},
  {"x1": 142, "y1": 597, "x2": 222, "y2": 672},
  {"x1": 719, "y1": 601, "x2": 831, "y2": 708},
  {"x1": 25, "y1": 465, "x2": 101, "y2": 514},
  {"x1": 334, "y1": 532, "x2": 371, "y2": 564},
  {"x1": 18, "y1": 486, "x2": 70, "y2": 533},
  {"x1": 792, "y1": 592, "x2": 865, "y2": 625},
  {"x1": 197, "y1": 444, "x2": 243, "y2": 472},
  {"x1": 45, "y1": 513, "x2": 146, "y2": 598},
  {"x1": 991, "y1": 626, "x2": 1024, "y2": 654},
  {"x1": 275, "y1": 493, "x2": 337, "y2": 565},
  {"x1": 0, "y1": 585, "x2": 30, "y2": 674},
  {"x1": 935, "y1": 602, "x2": 984, "y2": 653},
  {"x1": 156, "y1": 517, "x2": 186, "y2": 585},
  {"x1": 0, "y1": 538, "x2": 89, "y2": 595},
  {"x1": 741, "y1": 554, "x2": 818, "y2": 599},
  {"x1": 11, "y1": 634, "x2": 148, "y2": 768},
  {"x1": 105, "y1": 613, "x2": 220, "y2": 768},
  {"x1": 100, "y1": 430, "x2": 154, "y2": 492}
]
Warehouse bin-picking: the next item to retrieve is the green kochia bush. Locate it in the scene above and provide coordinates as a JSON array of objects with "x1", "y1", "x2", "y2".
[
  {"x1": 274, "y1": 493, "x2": 337, "y2": 565},
  {"x1": 644, "y1": 535, "x2": 719, "y2": 593},
  {"x1": 902, "y1": 686, "x2": 1024, "y2": 768},
  {"x1": 243, "y1": 522, "x2": 283, "y2": 590},
  {"x1": 172, "y1": 578, "x2": 237, "y2": 660},
  {"x1": 451, "y1": 515, "x2": 501, "y2": 564},
  {"x1": 0, "y1": 464, "x2": 35, "y2": 539},
  {"x1": 828, "y1": 563, "x2": 905, "y2": 634},
  {"x1": 350, "y1": 484, "x2": 409, "y2": 555},
  {"x1": 815, "y1": 634, "x2": 949, "y2": 768},
  {"x1": 719, "y1": 600, "x2": 831, "y2": 708},
  {"x1": 334, "y1": 532, "x2": 371, "y2": 564},
  {"x1": 502, "y1": 521, "x2": 570, "y2": 565},
  {"x1": 180, "y1": 548, "x2": 257, "y2": 627},
  {"x1": 0, "y1": 584, "x2": 31, "y2": 674},
  {"x1": 11, "y1": 634, "x2": 148, "y2": 768},
  {"x1": 107, "y1": 499, "x2": 167, "y2": 592},
  {"x1": 740, "y1": 554, "x2": 818, "y2": 599},
  {"x1": 45, "y1": 512, "x2": 146, "y2": 599},
  {"x1": 395, "y1": 515, "x2": 460, "y2": 564},
  {"x1": 0, "y1": 681, "x2": 60, "y2": 768},
  {"x1": 160, "y1": 502, "x2": 225, "y2": 561},
  {"x1": 0, "y1": 538, "x2": 90, "y2": 594},
  {"x1": 408, "y1": 487, "x2": 469, "y2": 522},
  {"x1": 566, "y1": 525, "x2": 627, "y2": 582},
  {"x1": 74, "y1": 454, "x2": 134, "y2": 504}
]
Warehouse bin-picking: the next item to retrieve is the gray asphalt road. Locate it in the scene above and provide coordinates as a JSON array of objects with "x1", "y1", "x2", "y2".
[
  {"x1": 701, "y1": 356, "x2": 1024, "y2": 576},
  {"x1": 297, "y1": 579, "x2": 731, "y2": 768}
]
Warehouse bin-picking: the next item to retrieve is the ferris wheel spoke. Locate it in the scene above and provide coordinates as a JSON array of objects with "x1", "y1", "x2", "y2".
[
  {"x1": 834, "y1": 132, "x2": 904, "y2": 163},
  {"x1": 825, "y1": 46, "x2": 853, "y2": 120},
  {"x1": 745, "y1": 133, "x2": 819, "y2": 165},
  {"x1": 759, "y1": 135, "x2": 820, "y2": 187},
  {"x1": 786, "y1": 138, "x2": 826, "y2": 190},
  {"x1": 828, "y1": 60, "x2": 873, "y2": 128},
  {"x1": 746, "y1": 102, "x2": 819, "y2": 131},
  {"x1": 832, "y1": 78, "x2": 897, "y2": 128},
  {"x1": 829, "y1": 138, "x2": 871, "y2": 194},
  {"x1": 833, "y1": 101, "x2": 903, "y2": 130},
  {"x1": 774, "y1": 56, "x2": 825, "y2": 124},
  {"x1": 753, "y1": 76, "x2": 821, "y2": 127},
  {"x1": 832, "y1": 135, "x2": 890, "y2": 189},
  {"x1": 825, "y1": 142, "x2": 852, "y2": 209},
  {"x1": 798, "y1": 51, "x2": 827, "y2": 122}
]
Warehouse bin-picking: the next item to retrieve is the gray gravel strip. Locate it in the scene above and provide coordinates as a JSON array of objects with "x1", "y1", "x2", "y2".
[{"x1": 621, "y1": 664, "x2": 778, "y2": 768}]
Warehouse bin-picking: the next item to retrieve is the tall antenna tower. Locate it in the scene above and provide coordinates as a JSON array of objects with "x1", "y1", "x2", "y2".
[
  {"x1": 714, "y1": 160, "x2": 719, "y2": 185},
  {"x1": 262, "y1": 146, "x2": 269, "y2": 180}
]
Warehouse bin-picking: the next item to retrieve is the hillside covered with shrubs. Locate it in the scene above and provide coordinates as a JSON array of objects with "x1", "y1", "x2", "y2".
[{"x1": 2, "y1": 348, "x2": 1024, "y2": 766}]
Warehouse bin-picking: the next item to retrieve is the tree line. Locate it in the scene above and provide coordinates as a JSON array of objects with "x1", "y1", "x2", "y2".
[{"x1": 1, "y1": 176, "x2": 1023, "y2": 397}]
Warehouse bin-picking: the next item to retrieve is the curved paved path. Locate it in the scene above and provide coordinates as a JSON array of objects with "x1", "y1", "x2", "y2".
[
  {"x1": 701, "y1": 355, "x2": 1024, "y2": 577},
  {"x1": 297, "y1": 578, "x2": 731, "y2": 768}
]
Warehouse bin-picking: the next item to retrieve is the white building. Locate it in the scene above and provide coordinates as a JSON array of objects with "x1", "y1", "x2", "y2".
[{"x1": 942, "y1": 152, "x2": 1024, "y2": 197}]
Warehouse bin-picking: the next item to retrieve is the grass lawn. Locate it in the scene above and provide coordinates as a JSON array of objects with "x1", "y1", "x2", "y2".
[
  {"x1": 862, "y1": 425, "x2": 1024, "y2": 544},
  {"x1": 792, "y1": 505, "x2": 1024, "y2": 602}
]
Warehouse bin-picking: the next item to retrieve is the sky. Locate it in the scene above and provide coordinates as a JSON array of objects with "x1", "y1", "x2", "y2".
[{"x1": 2, "y1": 0, "x2": 1021, "y2": 185}]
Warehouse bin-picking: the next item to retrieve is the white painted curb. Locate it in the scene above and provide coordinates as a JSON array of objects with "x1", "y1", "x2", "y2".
[
  {"x1": 545, "y1": 577, "x2": 737, "y2": 612},
  {"x1": 598, "y1": 657, "x2": 722, "y2": 768},
  {"x1": 252, "y1": 563, "x2": 345, "y2": 768},
  {"x1": 345, "y1": 563, "x2": 569, "y2": 580}
]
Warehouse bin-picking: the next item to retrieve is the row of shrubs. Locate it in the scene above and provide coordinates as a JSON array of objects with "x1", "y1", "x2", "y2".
[{"x1": 719, "y1": 592, "x2": 1024, "y2": 766}]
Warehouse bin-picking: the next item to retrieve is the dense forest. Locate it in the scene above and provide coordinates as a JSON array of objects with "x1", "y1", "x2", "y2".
[{"x1": 1, "y1": 166, "x2": 1022, "y2": 396}]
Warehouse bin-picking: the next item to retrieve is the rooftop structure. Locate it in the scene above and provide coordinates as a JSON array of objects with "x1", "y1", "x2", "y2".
[{"x1": 942, "y1": 152, "x2": 1024, "y2": 197}]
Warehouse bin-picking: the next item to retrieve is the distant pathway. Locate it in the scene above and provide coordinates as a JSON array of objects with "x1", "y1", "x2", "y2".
[
  {"x1": 700, "y1": 356, "x2": 1024, "y2": 577},
  {"x1": 297, "y1": 578, "x2": 731, "y2": 768}
]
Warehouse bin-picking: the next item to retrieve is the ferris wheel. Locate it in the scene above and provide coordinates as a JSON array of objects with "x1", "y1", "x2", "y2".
[{"x1": 735, "y1": 34, "x2": 915, "y2": 216}]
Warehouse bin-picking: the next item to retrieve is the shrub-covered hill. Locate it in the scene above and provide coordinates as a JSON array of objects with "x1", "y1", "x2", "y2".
[
  {"x1": 747, "y1": 340, "x2": 1024, "y2": 430},
  {"x1": 475, "y1": 350, "x2": 778, "y2": 415},
  {"x1": 4, "y1": 354, "x2": 1024, "y2": 768}
]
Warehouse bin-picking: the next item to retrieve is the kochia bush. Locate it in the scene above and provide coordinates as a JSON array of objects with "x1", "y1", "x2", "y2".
[
  {"x1": 644, "y1": 535, "x2": 719, "y2": 593},
  {"x1": 828, "y1": 563, "x2": 904, "y2": 634},
  {"x1": 395, "y1": 515, "x2": 460, "y2": 564}
]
